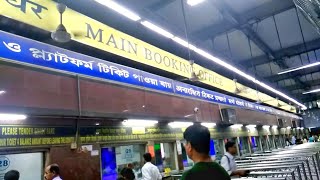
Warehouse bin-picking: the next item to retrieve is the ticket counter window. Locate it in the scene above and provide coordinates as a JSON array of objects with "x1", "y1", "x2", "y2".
[
  {"x1": 101, "y1": 144, "x2": 145, "y2": 180},
  {"x1": 181, "y1": 141, "x2": 194, "y2": 170},
  {"x1": 261, "y1": 136, "x2": 270, "y2": 151},
  {"x1": 250, "y1": 136, "x2": 259, "y2": 153},
  {"x1": 153, "y1": 143, "x2": 177, "y2": 173},
  {"x1": 239, "y1": 137, "x2": 250, "y2": 156},
  {"x1": 214, "y1": 139, "x2": 224, "y2": 160},
  {"x1": 0, "y1": 152, "x2": 43, "y2": 179}
]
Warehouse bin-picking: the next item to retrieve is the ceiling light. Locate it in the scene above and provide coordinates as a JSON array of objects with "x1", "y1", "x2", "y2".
[
  {"x1": 302, "y1": 88, "x2": 320, "y2": 95},
  {"x1": 231, "y1": 124, "x2": 243, "y2": 128},
  {"x1": 246, "y1": 125, "x2": 256, "y2": 128},
  {"x1": 141, "y1": 21, "x2": 174, "y2": 38},
  {"x1": 0, "y1": 113, "x2": 27, "y2": 120},
  {"x1": 122, "y1": 119, "x2": 158, "y2": 127},
  {"x1": 272, "y1": 125, "x2": 278, "y2": 128},
  {"x1": 187, "y1": 0, "x2": 205, "y2": 6},
  {"x1": 171, "y1": 37, "x2": 197, "y2": 50},
  {"x1": 201, "y1": 123, "x2": 216, "y2": 128},
  {"x1": 95, "y1": 0, "x2": 141, "y2": 21},
  {"x1": 95, "y1": 123, "x2": 100, "y2": 126},
  {"x1": 91, "y1": 2, "x2": 305, "y2": 110},
  {"x1": 0, "y1": 90, "x2": 5, "y2": 95},
  {"x1": 263, "y1": 125, "x2": 270, "y2": 129},
  {"x1": 169, "y1": 121, "x2": 193, "y2": 128},
  {"x1": 278, "y1": 62, "x2": 320, "y2": 75}
]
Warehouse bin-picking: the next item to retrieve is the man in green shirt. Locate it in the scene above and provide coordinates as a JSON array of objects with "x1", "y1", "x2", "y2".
[{"x1": 181, "y1": 124, "x2": 230, "y2": 180}]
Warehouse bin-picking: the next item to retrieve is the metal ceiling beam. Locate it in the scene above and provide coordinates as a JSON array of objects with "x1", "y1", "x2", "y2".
[
  {"x1": 285, "y1": 79, "x2": 320, "y2": 91},
  {"x1": 211, "y1": 0, "x2": 308, "y2": 90},
  {"x1": 193, "y1": 0, "x2": 295, "y2": 40},
  {"x1": 242, "y1": 38, "x2": 320, "y2": 67},
  {"x1": 294, "y1": 94, "x2": 320, "y2": 102},
  {"x1": 266, "y1": 66, "x2": 320, "y2": 82}
]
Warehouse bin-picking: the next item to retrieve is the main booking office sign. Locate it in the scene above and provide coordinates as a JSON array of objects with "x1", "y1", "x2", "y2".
[
  {"x1": 0, "y1": 0, "x2": 295, "y2": 112},
  {"x1": 0, "y1": 30, "x2": 299, "y2": 119}
]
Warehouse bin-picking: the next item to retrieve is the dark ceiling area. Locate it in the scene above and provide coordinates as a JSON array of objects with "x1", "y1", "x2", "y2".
[{"x1": 1, "y1": 0, "x2": 320, "y2": 111}]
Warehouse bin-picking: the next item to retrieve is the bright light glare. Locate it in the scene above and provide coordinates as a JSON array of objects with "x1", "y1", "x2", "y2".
[
  {"x1": 187, "y1": 0, "x2": 205, "y2": 6},
  {"x1": 0, "y1": 114, "x2": 27, "y2": 120},
  {"x1": 93, "y1": 0, "x2": 306, "y2": 110},
  {"x1": 246, "y1": 125, "x2": 256, "y2": 128},
  {"x1": 303, "y1": 88, "x2": 320, "y2": 95},
  {"x1": 172, "y1": 37, "x2": 197, "y2": 50},
  {"x1": 231, "y1": 124, "x2": 243, "y2": 128},
  {"x1": 169, "y1": 122, "x2": 193, "y2": 128},
  {"x1": 141, "y1": 21, "x2": 174, "y2": 38},
  {"x1": 287, "y1": 126, "x2": 291, "y2": 129},
  {"x1": 272, "y1": 125, "x2": 278, "y2": 128},
  {"x1": 201, "y1": 123, "x2": 216, "y2": 128},
  {"x1": 95, "y1": 0, "x2": 141, "y2": 21},
  {"x1": 0, "y1": 91, "x2": 5, "y2": 95},
  {"x1": 263, "y1": 125, "x2": 270, "y2": 129},
  {"x1": 122, "y1": 119, "x2": 158, "y2": 127},
  {"x1": 278, "y1": 62, "x2": 320, "y2": 75}
]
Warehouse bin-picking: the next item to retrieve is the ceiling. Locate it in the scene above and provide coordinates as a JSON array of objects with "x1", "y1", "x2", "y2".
[{"x1": 2, "y1": 0, "x2": 320, "y2": 111}]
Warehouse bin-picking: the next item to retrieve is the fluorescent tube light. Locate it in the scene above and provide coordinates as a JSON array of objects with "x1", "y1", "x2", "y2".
[
  {"x1": 0, "y1": 113, "x2": 27, "y2": 120},
  {"x1": 246, "y1": 125, "x2": 256, "y2": 128},
  {"x1": 272, "y1": 125, "x2": 278, "y2": 128},
  {"x1": 278, "y1": 62, "x2": 320, "y2": 75},
  {"x1": 303, "y1": 88, "x2": 320, "y2": 95},
  {"x1": 172, "y1": 37, "x2": 197, "y2": 51},
  {"x1": 231, "y1": 124, "x2": 243, "y2": 128},
  {"x1": 141, "y1": 21, "x2": 174, "y2": 38},
  {"x1": 201, "y1": 123, "x2": 216, "y2": 128},
  {"x1": 93, "y1": 1, "x2": 306, "y2": 110},
  {"x1": 95, "y1": 0, "x2": 141, "y2": 21},
  {"x1": 169, "y1": 121, "x2": 193, "y2": 128},
  {"x1": 187, "y1": 0, "x2": 205, "y2": 6},
  {"x1": 122, "y1": 119, "x2": 158, "y2": 127}
]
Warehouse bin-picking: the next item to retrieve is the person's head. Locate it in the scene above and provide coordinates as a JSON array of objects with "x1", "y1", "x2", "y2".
[
  {"x1": 44, "y1": 164, "x2": 60, "y2": 180},
  {"x1": 4, "y1": 170, "x2": 20, "y2": 180},
  {"x1": 143, "y1": 153, "x2": 152, "y2": 162},
  {"x1": 225, "y1": 141, "x2": 237, "y2": 155},
  {"x1": 120, "y1": 167, "x2": 135, "y2": 180},
  {"x1": 183, "y1": 124, "x2": 210, "y2": 160}
]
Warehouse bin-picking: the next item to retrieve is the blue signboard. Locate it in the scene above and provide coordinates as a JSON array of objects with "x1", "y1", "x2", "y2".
[{"x1": 0, "y1": 30, "x2": 298, "y2": 118}]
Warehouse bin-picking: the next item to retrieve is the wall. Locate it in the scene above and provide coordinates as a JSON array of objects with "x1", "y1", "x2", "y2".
[{"x1": 49, "y1": 146, "x2": 101, "y2": 180}]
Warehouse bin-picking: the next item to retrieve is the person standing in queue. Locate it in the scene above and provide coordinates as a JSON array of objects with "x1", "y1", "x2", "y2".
[
  {"x1": 44, "y1": 164, "x2": 62, "y2": 180},
  {"x1": 4, "y1": 170, "x2": 20, "y2": 180},
  {"x1": 181, "y1": 124, "x2": 230, "y2": 180},
  {"x1": 141, "y1": 153, "x2": 162, "y2": 180},
  {"x1": 221, "y1": 141, "x2": 249, "y2": 177}
]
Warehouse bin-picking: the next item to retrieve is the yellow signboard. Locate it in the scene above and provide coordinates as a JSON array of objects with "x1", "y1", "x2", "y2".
[{"x1": 0, "y1": 0, "x2": 295, "y2": 112}]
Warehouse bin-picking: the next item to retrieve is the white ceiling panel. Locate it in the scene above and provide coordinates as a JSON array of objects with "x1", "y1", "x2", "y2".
[
  {"x1": 225, "y1": 0, "x2": 271, "y2": 15},
  {"x1": 297, "y1": 10, "x2": 319, "y2": 42},
  {"x1": 274, "y1": 9, "x2": 303, "y2": 48},
  {"x1": 256, "y1": 64, "x2": 272, "y2": 77},
  {"x1": 254, "y1": 17, "x2": 281, "y2": 51},
  {"x1": 156, "y1": 0, "x2": 223, "y2": 33},
  {"x1": 284, "y1": 55, "x2": 302, "y2": 67}
]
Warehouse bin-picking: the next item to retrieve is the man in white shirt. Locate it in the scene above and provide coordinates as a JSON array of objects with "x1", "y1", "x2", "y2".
[
  {"x1": 221, "y1": 141, "x2": 248, "y2": 177},
  {"x1": 141, "y1": 153, "x2": 162, "y2": 180},
  {"x1": 291, "y1": 135, "x2": 296, "y2": 145},
  {"x1": 44, "y1": 164, "x2": 63, "y2": 180}
]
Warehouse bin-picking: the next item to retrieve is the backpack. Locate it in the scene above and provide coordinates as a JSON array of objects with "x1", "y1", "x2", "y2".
[{"x1": 220, "y1": 155, "x2": 231, "y2": 171}]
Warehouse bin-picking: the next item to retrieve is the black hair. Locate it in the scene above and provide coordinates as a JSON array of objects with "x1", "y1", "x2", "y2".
[
  {"x1": 49, "y1": 164, "x2": 60, "y2": 175},
  {"x1": 4, "y1": 170, "x2": 20, "y2": 180},
  {"x1": 183, "y1": 124, "x2": 210, "y2": 154},
  {"x1": 120, "y1": 167, "x2": 135, "y2": 180},
  {"x1": 143, "y1": 153, "x2": 152, "y2": 162},
  {"x1": 225, "y1": 141, "x2": 236, "y2": 152}
]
